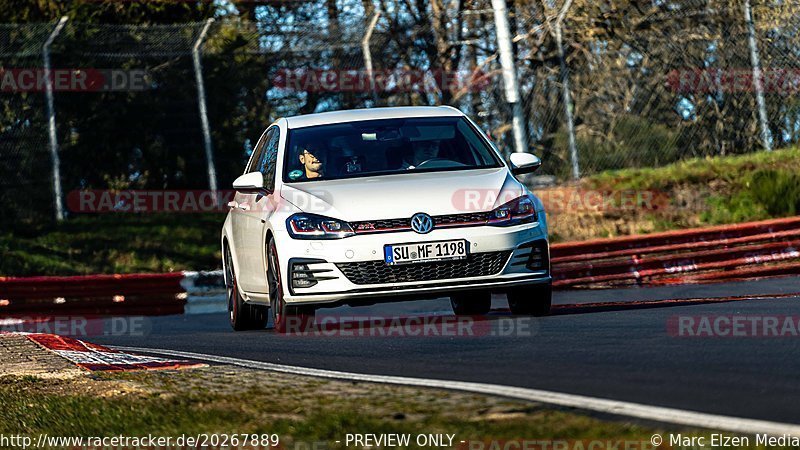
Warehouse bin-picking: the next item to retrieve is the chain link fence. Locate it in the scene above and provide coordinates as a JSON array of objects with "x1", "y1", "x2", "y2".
[
  {"x1": 0, "y1": 23, "x2": 54, "y2": 224},
  {"x1": 1, "y1": 0, "x2": 798, "y2": 225}
]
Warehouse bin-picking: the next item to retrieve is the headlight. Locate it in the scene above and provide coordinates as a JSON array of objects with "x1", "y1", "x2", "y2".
[
  {"x1": 287, "y1": 213, "x2": 355, "y2": 239},
  {"x1": 488, "y1": 196, "x2": 537, "y2": 226}
]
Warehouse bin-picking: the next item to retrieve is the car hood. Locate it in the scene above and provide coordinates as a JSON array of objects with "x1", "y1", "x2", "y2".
[{"x1": 279, "y1": 167, "x2": 526, "y2": 221}]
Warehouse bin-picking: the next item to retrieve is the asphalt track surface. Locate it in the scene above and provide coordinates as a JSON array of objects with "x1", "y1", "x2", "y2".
[{"x1": 92, "y1": 276, "x2": 800, "y2": 425}]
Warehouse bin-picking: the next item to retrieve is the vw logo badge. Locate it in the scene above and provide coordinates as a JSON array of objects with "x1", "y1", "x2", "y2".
[{"x1": 410, "y1": 213, "x2": 434, "y2": 234}]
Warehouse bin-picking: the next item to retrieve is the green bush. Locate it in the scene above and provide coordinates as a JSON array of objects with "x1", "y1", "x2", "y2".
[
  {"x1": 701, "y1": 194, "x2": 767, "y2": 225},
  {"x1": 700, "y1": 169, "x2": 800, "y2": 224},
  {"x1": 749, "y1": 169, "x2": 800, "y2": 216}
]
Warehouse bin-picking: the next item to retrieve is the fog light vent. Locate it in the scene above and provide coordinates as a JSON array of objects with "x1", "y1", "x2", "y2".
[
  {"x1": 289, "y1": 259, "x2": 338, "y2": 290},
  {"x1": 526, "y1": 241, "x2": 549, "y2": 270},
  {"x1": 512, "y1": 239, "x2": 549, "y2": 271},
  {"x1": 292, "y1": 264, "x2": 316, "y2": 288}
]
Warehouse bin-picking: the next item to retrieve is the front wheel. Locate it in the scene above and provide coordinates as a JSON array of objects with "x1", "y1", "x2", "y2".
[
  {"x1": 507, "y1": 282, "x2": 552, "y2": 316},
  {"x1": 267, "y1": 238, "x2": 315, "y2": 333},
  {"x1": 225, "y1": 246, "x2": 268, "y2": 331}
]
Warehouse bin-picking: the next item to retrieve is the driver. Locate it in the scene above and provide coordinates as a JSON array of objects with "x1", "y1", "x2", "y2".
[
  {"x1": 401, "y1": 139, "x2": 440, "y2": 169},
  {"x1": 294, "y1": 142, "x2": 325, "y2": 180}
]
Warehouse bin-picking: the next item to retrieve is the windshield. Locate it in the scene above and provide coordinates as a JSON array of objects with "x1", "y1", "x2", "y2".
[{"x1": 283, "y1": 116, "x2": 502, "y2": 182}]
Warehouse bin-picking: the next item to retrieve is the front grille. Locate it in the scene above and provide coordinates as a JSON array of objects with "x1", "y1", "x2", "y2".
[
  {"x1": 435, "y1": 212, "x2": 492, "y2": 225},
  {"x1": 351, "y1": 211, "x2": 493, "y2": 233},
  {"x1": 336, "y1": 251, "x2": 511, "y2": 285},
  {"x1": 353, "y1": 217, "x2": 409, "y2": 231}
]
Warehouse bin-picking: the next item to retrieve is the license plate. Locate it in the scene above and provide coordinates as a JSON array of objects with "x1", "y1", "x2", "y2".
[{"x1": 384, "y1": 239, "x2": 469, "y2": 265}]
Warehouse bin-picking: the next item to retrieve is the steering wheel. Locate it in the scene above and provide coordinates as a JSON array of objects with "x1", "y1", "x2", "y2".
[
  {"x1": 413, "y1": 158, "x2": 468, "y2": 169},
  {"x1": 414, "y1": 158, "x2": 451, "y2": 168}
]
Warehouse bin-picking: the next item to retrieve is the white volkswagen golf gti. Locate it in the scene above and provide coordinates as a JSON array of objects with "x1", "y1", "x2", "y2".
[{"x1": 221, "y1": 106, "x2": 551, "y2": 331}]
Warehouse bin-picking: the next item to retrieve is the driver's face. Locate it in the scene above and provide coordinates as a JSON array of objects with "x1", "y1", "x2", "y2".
[
  {"x1": 299, "y1": 149, "x2": 323, "y2": 177},
  {"x1": 414, "y1": 141, "x2": 439, "y2": 163}
]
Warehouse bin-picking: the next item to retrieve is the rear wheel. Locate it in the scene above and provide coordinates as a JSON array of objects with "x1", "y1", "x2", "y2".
[
  {"x1": 450, "y1": 291, "x2": 492, "y2": 315},
  {"x1": 267, "y1": 238, "x2": 315, "y2": 333},
  {"x1": 225, "y1": 246, "x2": 267, "y2": 331},
  {"x1": 507, "y1": 282, "x2": 552, "y2": 316}
]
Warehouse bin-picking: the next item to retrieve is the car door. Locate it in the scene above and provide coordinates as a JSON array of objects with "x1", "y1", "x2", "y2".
[
  {"x1": 236, "y1": 126, "x2": 281, "y2": 294},
  {"x1": 230, "y1": 128, "x2": 271, "y2": 293}
]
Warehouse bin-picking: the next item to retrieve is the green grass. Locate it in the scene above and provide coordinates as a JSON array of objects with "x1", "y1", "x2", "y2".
[
  {"x1": 586, "y1": 146, "x2": 800, "y2": 192},
  {"x1": 0, "y1": 370, "x2": 643, "y2": 440},
  {"x1": 0, "y1": 214, "x2": 222, "y2": 276},
  {"x1": 586, "y1": 146, "x2": 800, "y2": 225},
  {"x1": 0, "y1": 368, "x2": 769, "y2": 450},
  {"x1": 566, "y1": 146, "x2": 800, "y2": 236}
]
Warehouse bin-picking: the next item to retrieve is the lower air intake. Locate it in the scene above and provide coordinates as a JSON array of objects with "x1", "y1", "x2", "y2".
[{"x1": 336, "y1": 251, "x2": 511, "y2": 285}]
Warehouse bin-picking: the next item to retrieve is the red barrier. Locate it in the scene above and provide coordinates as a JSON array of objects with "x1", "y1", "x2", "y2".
[
  {"x1": 554, "y1": 239, "x2": 800, "y2": 280},
  {"x1": 554, "y1": 250, "x2": 800, "y2": 288},
  {"x1": 551, "y1": 216, "x2": 800, "y2": 289},
  {"x1": 0, "y1": 273, "x2": 186, "y2": 313},
  {"x1": 551, "y1": 228, "x2": 800, "y2": 264},
  {"x1": 0, "y1": 273, "x2": 184, "y2": 300},
  {"x1": 0, "y1": 294, "x2": 185, "y2": 315},
  {"x1": 651, "y1": 261, "x2": 800, "y2": 286},
  {"x1": 551, "y1": 216, "x2": 800, "y2": 258}
]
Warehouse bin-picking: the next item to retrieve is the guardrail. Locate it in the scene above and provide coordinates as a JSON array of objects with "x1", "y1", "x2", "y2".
[
  {"x1": 550, "y1": 216, "x2": 800, "y2": 288},
  {"x1": 1, "y1": 217, "x2": 798, "y2": 311},
  {"x1": 0, "y1": 273, "x2": 184, "y2": 299},
  {"x1": 0, "y1": 273, "x2": 187, "y2": 314},
  {"x1": 0, "y1": 271, "x2": 227, "y2": 314}
]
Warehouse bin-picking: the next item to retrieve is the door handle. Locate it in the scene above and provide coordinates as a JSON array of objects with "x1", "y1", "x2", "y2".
[{"x1": 238, "y1": 203, "x2": 251, "y2": 211}]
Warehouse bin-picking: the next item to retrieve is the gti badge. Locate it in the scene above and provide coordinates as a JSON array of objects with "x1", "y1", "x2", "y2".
[{"x1": 410, "y1": 213, "x2": 434, "y2": 234}]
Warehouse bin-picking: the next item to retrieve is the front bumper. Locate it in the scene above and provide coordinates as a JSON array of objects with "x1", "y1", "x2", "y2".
[{"x1": 275, "y1": 221, "x2": 550, "y2": 305}]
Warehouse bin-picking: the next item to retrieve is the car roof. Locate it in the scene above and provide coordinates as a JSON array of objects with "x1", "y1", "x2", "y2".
[{"x1": 284, "y1": 106, "x2": 464, "y2": 129}]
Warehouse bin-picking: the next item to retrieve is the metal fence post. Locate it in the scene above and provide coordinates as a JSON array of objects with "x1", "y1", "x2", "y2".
[
  {"x1": 43, "y1": 16, "x2": 68, "y2": 221},
  {"x1": 743, "y1": 0, "x2": 772, "y2": 152},
  {"x1": 555, "y1": 0, "x2": 580, "y2": 179},
  {"x1": 193, "y1": 18, "x2": 218, "y2": 193},
  {"x1": 491, "y1": 0, "x2": 529, "y2": 154},
  {"x1": 362, "y1": 10, "x2": 382, "y2": 105}
]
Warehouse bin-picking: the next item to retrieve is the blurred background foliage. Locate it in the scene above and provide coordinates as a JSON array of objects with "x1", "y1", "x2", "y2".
[{"x1": 0, "y1": 0, "x2": 798, "y2": 244}]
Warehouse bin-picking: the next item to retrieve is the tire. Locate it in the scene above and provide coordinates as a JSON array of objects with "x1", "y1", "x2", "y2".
[
  {"x1": 248, "y1": 304, "x2": 270, "y2": 329},
  {"x1": 450, "y1": 290, "x2": 492, "y2": 315},
  {"x1": 507, "y1": 282, "x2": 552, "y2": 316},
  {"x1": 225, "y1": 246, "x2": 267, "y2": 331},
  {"x1": 267, "y1": 238, "x2": 315, "y2": 334}
]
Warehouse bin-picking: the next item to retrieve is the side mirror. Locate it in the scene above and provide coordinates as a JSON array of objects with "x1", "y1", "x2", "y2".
[
  {"x1": 232, "y1": 172, "x2": 266, "y2": 193},
  {"x1": 509, "y1": 153, "x2": 542, "y2": 176}
]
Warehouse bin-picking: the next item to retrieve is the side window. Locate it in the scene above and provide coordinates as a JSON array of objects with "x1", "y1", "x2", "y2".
[
  {"x1": 246, "y1": 128, "x2": 273, "y2": 174},
  {"x1": 260, "y1": 128, "x2": 280, "y2": 191}
]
